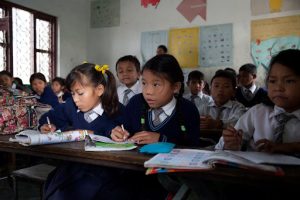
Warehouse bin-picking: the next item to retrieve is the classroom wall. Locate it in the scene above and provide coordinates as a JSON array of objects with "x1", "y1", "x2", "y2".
[
  {"x1": 87, "y1": 0, "x2": 300, "y2": 86},
  {"x1": 7, "y1": 0, "x2": 89, "y2": 78}
]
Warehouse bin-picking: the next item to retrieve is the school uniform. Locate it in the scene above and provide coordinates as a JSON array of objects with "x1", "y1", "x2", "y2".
[
  {"x1": 35, "y1": 85, "x2": 59, "y2": 109},
  {"x1": 117, "y1": 80, "x2": 142, "y2": 105},
  {"x1": 235, "y1": 84, "x2": 268, "y2": 108},
  {"x1": 184, "y1": 91, "x2": 212, "y2": 114},
  {"x1": 40, "y1": 99, "x2": 129, "y2": 200},
  {"x1": 200, "y1": 99, "x2": 246, "y2": 128},
  {"x1": 124, "y1": 93, "x2": 200, "y2": 146},
  {"x1": 123, "y1": 93, "x2": 200, "y2": 200},
  {"x1": 215, "y1": 103, "x2": 300, "y2": 150}
]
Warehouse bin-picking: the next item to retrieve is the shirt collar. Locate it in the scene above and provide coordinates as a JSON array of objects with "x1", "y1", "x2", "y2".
[
  {"x1": 243, "y1": 84, "x2": 256, "y2": 93},
  {"x1": 208, "y1": 100, "x2": 233, "y2": 108},
  {"x1": 271, "y1": 105, "x2": 300, "y2": 120},
  {"x1": 120, "y1": 80, "x2": 140, "y2": 94},
  {"x1": 77, "y1": 103, "x2": 104, "y2": 116},
  {"x1": 158, "y1": 97, "x2": 176, "y2": 116}
]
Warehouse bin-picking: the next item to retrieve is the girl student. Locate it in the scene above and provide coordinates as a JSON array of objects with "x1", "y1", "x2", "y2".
[
  {"x1": 51, "y1": 77, "x2": 72, "y2": 103},
  {"x1": 216, "y1": 49, "x2": 300, "y2": 153},
  {"x1": 30, "y1": 72, "x2": 59, "y2": 109},
  {"x1": 39, "y1": 63, "x2": 129, "y2": 200},
  {"x1": 111, "y1": 54, "x2": 200, "y2": 200}
]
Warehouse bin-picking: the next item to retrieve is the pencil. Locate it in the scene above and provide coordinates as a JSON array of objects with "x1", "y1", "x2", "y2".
[
  {"x1": 46, "y1": 117, "x2": 52, "y2": 130},
  {"x1": 121, "y1": 124, "x2": 126, "y2": 140}
]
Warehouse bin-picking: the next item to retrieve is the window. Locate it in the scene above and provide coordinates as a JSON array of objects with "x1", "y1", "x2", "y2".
[{"x1": 0, "y1": 1, "x2": 56, "y2": 84}]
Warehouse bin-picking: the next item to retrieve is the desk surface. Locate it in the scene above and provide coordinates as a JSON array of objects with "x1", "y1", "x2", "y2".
[
  {"x1": 0, "y1": 135, "x2": 150, "y2": 171},
  {"x1": 1, "y1": 134, "x2": 300, "y2": 185}
]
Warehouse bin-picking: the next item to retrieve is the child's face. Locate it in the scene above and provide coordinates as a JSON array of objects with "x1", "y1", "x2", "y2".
[
  {"x1": 187, "y1": 79, "x2": 205, "y2": 95},
  {"x1": 70, "y1": 81, "x2": 104, "y2": 112},
  {"x1": 51, "y1": 81, "x2": 63, "y2": 94},
  {"x1": 117, "y1": 61, "x2": 140, "y2": 88},
  {"x1": 267, "y1": 63, "x2": 300, "y2": 112},
  {"x1": 31, "y1": 79, "x2": 47, "y2": 95},
  {"x1": 211, "y1": 77, "x2": 235, "y2": 106},
  {"x1": 142, "y1": 70, "x2": 180, "y2": 109},
  {"x1": 238, "y1": 71, "x2": 255, "y2": 87},
  {"x1": 0, "y1": 75, "x2": 14, "y2": 89}
]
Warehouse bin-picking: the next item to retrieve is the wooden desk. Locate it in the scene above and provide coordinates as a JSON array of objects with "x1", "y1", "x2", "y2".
[{"x1": 0, "y1": 135, "x2": 150, "y2": 171}]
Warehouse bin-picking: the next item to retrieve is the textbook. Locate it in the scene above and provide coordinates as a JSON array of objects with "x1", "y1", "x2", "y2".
[
  {"x1": 144, "y1": 149, "x2": 300, "y2": 174},
  {"x1": 84, "y1": 134, "x2": 137, "y2": 151},
  {"x1": 9, "y1": 129, "x2": 87, "y2": 146}
]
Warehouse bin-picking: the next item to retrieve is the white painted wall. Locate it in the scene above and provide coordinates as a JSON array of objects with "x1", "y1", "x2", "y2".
[
  {"x1": 87, "y1": 0, "x2": 300, "y2": 86},
  {"x1": 8, "y1": 0, "x2": 89, "y2": 78}
]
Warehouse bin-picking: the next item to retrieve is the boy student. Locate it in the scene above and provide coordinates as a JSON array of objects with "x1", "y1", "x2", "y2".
[
  {"x1": 184, "y1": 70, "x2": 212, "y2": 114},
  {"x1": 156, "y1": 44, "x2": 168, "y2": 55},
  {"x1": 200, "y1": 70, "x2": 246, "y2": 129},
  {"x1": 116, "y1": 55, "x2": 142, "y2": 105},
  {"x1": 236, "y1": 63, "x2": 268, "y2": 108}
]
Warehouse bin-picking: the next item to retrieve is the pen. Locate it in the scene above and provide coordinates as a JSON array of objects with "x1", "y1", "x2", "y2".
[
  {"x1": 121, "y1": 124, "x2": 126, "y2": 140},
  {"x1": 46, "y1": 117, "x2": 52, "y2": 130}
]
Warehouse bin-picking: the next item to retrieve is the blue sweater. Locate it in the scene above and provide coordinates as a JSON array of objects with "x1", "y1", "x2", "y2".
[
  {"x1": 39, "y1": 98, "x2": 125, "y2": 136},
  {"x1": 236, "y1": 87, "x2": 268, "y2": 108},
  {"x1": 37, "y1": 86, "x2": 60, "y2": 108},
  {"x1": 124, "y1": 94, "x2": 200, "y2": 146}
]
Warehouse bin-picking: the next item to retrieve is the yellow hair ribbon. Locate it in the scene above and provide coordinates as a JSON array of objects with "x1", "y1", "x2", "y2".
[
  {"x1": 95, "y1": 64, "x2": 109, "y2": 74},
  {"x1": 82, "y1": 61, "x2": 88, "y2": 64}
]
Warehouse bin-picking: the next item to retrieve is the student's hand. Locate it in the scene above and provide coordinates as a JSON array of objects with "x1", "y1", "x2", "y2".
[
  {"x1": 111, "y1": 126, "x2": 130, "y2": 142},
  {"x1": 130, "y1": 131, "x2": 160, "y2": 144},
  {"x1": 255, "y1": 139, "x2": 276, "y2": 153},
  {"x1": 40, "y1": 124, "x2": 56, "y2": 134},
  {"x1": 223, "y1": 125, "x2": 242, "y2": 150},
  {"x1": 200, "y1": 116, "x2": 212, "y2": 129}
]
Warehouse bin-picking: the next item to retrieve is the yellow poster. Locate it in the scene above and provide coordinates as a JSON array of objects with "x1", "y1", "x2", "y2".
[
  {"x1": 168, "y1": 27, "x2": 199, "y2": 68},
  {"x1": 251, "y1": 15, "x2": 300, "y2": 41}
]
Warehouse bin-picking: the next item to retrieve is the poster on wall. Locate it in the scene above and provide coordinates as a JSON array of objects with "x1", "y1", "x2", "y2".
[
  {"x1": 168, "y1": 27, "x2": 199, "y2": 68},
  {"x1": 251, "y1": 0, "x2": 300, "y2": 16},
  {"x1": 251, "y1": 15, "x2": 300, "y2": 70},
  {"x1": 199, "y1": 23, "x2": 233, "y2": 67},
  {"x1": 141, "y1": 30, "x2": 168, "y2": 64},
  {"x1": 90, "y1": 0, "x2": 120, "y2": 28}
]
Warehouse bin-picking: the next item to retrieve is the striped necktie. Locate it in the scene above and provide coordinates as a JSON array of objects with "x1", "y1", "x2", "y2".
[
  {"x1": 215, "y1": 106, "x2": 225, "y2": 120},
  {"x1": 153, "y1": 108, "x2": 164, "y2": 126},
  {"x1": 274, "y1": 113, "x2": 295, "y2": 143},
  {"x1": 123, "y1": 89, "x2": 131, "y2": 105}
]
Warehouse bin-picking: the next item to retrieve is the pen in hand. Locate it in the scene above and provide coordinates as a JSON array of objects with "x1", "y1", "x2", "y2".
[
  {"x1": 46, "y1": 117, "x2": 52, "y2": 131},
  {"x1": 121, "y1": 124, "x2": 126, "y2": 141}
]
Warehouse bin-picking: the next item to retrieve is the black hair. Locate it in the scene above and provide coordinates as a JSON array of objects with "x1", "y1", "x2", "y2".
[
  {"x1": 65, "y1": 63, "x2": 119, "y2": 117},
  {"x1": 239, "y1": 63, "x2": 257, "y2": 75},
  {"x1": 157, "y1": 45, "x2": 168, "y2": 53},
  {"x1": 13, "y1": 77, "x2": 24, "y2": 86},
  {"x1": 267, "y1": 49, "x2": 300, "y2": 79},
  {"x1": 0, "y1": 70, "x2": 13, "y2": 78},
  {"x1": 142, "y1": 54, "x2": 184, "y2": 97},
  {"x1": 115, "y1": 55, "x2": 141, "y2": 73},
  {"x1": 52, "y1": 77, "x2": 66, "y2": 87},
  {"x1": 211, "y1": 70, "x2": 237, "y2": 89},
  {"x1": 141, "y1": 54, "x2": 187, "y2": 135},
  {"x1": 187, "y1": 70, "x2": 205, "y2": 83},
  {"x1": 30, "y1": 72, "x2": 47, "y2": 84},
  {"x1": 224, "y1": 67, "x2": 237, "y2": 78}
]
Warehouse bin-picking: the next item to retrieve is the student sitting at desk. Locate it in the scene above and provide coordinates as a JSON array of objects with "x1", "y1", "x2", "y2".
[
  {"x1": 39, "y1": 63, "x2": 130, "y2": 200},
  {"x1": 30, "y1": 72, "x2": 59, "y2": 109},
  {"x1": 216, "y1": 49, "x2": 300, "y2": 153},
  {"x1": 116, "y1": 55, "x2": 142, "y2": 105},
  {"x1": 111, "y1": 54, "x2": 200, "y2": 199},
  {"x1": 199, "y1": 70, "x2": 246, "y2": 129},
  {"x1": 0, "y1": 70, "x2": 31, "y2": 94}
]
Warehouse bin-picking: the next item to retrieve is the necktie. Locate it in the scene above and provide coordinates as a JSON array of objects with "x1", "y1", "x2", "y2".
[
  {"x1": 191, "y1": 95, "x2": 199, "y2": 104},
  {"x1": 123, "y1": 89, "x2": 131, "y2": 105},
  {"x1": 153, "y1": 108, "x2": 164, "y2": 126},
  {"x1": 215, "y1": 107, "x2": 225, "y2": 120},
  {"x1": 84, "y1": 110, "x2": 95, "y2": 123},
  {"x1": 244, "y1": 89, "x2": 253, "y2": 100},
  {"x1": 274, "y1": 113, "x2": 294, "y2": 143}
]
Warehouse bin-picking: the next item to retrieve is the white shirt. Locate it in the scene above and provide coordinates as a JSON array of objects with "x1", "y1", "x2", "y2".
[
  {"x1": 215, "y1": 104, "x2": 300, "y2": 150},
  {"x1": 117, "y1": 80, "x2": 142, "y2": 105},
  {"x1": 78, "y1": 103, "x2": 104, "y2": 122},
  {"x1": 151, "y1": 97, "x2": 176, "y2": 123},
  {"x1": 200, "y1": 100, "x2": 246, "y2": 128},
  {"x1": 184, "y1": 91, "x2": 212, "y2": 114}
]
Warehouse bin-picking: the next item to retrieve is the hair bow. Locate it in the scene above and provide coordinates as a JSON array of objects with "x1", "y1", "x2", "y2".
[{"x1": 95, "y1": 64, "x2": 109, "y2": 74}]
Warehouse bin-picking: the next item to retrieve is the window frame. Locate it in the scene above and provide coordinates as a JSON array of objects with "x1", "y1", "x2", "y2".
[{"x1": 0, "y1": 0, "x2": 57, "y2": 80}]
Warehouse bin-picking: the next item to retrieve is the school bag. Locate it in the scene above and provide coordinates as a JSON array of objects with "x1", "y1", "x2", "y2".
[{"x1": 0, "y1": 87, "x2": 38, "y2": 134}]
